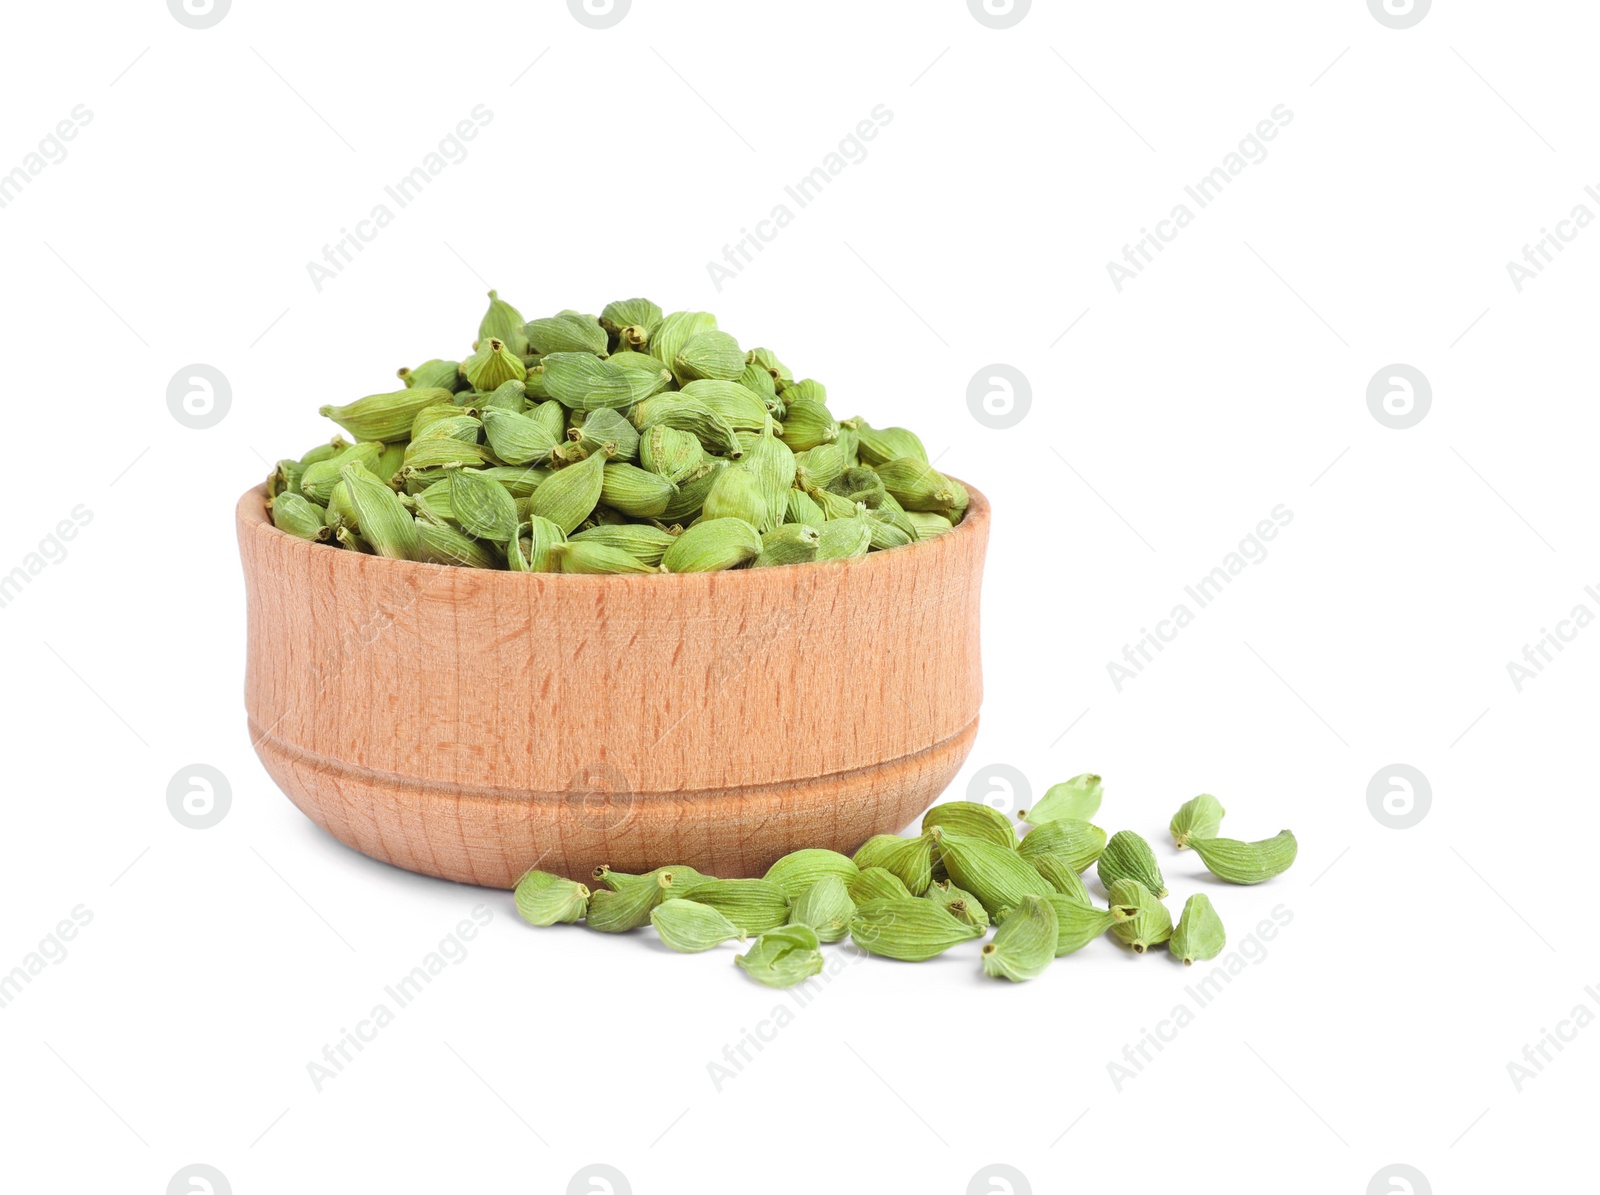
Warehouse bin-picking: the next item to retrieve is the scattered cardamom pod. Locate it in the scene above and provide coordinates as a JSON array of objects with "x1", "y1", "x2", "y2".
[
  {"x1": 514, "y1": 869, "x2": 589, "y2": 926},
  {"x1": 736, "y1": 925, "x2": 825, "y2": 988},
  {"x1": 1169, "y1": 794, "x2": 1227, "y2": 849},
  {"x1": 650, "y1": 899, "x2": 745, "y2": 953},
  {"x1": 848, "y1": 866, "x2": 913, "y2": 904},
  {"x1": 981, "y1": 894, "x2": 1057, "y2": 982},
  {"x1": 931, "y1": 827, "x2": 1054, "y2": 920},
  {"x1": 1017, "y1": 818, "x2": 1106, "y2": 876},
  {"x1": 850, "y1": 898, "x2": 983, "y2": 961},
  {"x1": 851, "y1": 833, "x2": 935, "y2": 896},
  {"x1": 1018, "y1": 773, "x2": 1103, "y2": 825},
  {"x1": 1170, "y1": 894, "x2": 1226, "y2": 964},
  {"x1": 787, "y1": 875, "x2": 855, "y2": 943},
  {"x1": 920, "y1": 801, "x2": 1018, "y2": 851},
  {"x1": 1096, "y1": 830, "x2": 1168, "y2": 899},
  {"x1": 763, "y1": 849, "x2": 859, "y2": 899},
  {"x1": 923, "y1": 880, "x2": 990, "y2": 931},
  {"x1": 1040, "y1": 893, "x2": 1125, "y2": 956},
  {"x1": 1107, "y1": 879, "x2": 1173, "y2": 954},
  {"x1": 1189, "y1": 830, "x2": 1297, "y2": 884},
  {"x1": 682, "y1": 878, "x2": 791, "y2": 934}
]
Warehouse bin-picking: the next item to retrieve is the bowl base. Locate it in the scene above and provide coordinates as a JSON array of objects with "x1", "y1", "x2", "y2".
[{"x1": 251, "y1": 717, "x2": 978, "y2": 887}]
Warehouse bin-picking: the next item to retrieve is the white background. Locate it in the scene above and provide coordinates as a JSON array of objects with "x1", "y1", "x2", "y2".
[{"x1": 1, "y1": 1, "x2": 1592, "y2": 1192}]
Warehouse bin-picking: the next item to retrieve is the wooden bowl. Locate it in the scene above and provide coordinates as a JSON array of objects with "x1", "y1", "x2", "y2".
[{"x1": 236, "y1": 483, "x2": 989, "y2": 888}]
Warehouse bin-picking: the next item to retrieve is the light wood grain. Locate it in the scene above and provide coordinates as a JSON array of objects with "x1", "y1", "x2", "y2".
[{"x1": 237, "y1": 483, "x2": 989, "y2": 886}]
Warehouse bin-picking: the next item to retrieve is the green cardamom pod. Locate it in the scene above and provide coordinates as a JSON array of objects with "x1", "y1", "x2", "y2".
[
  {"x1": 700, "y1": 464, "x2": 767, "y2": 528},
  {"x1": 1027, "y1": 854, "x2": 1093, "y2": 905},
  {"x1": 524, "y1": 309, "x2": 606, "y2": 357},
  {"x1": 448, "y1": 467, "x2": 518, "y2": 543},
  {"x1": 568, "y1": 408, "x2": 640, "y2": 463},
  {"x1": 413, "y1": 403, "x2": 473, "y2": 440},
  {"x1": 600, "y1": 297, "x2": 663, "y2": 343},
  {"x1": 300, "y1": 441, "x2": 383, "y2": 503},
  {"x1": 753, "y1": 522, "x2": 819, "y2": 568},
  {"x1": 649, "y1": 311, "x2": 718, "y2": 372},
  {"x1": 661, "y1": 517, "x2": 761, "y2": 573},
  {"x1": 743, "y1": 416, "x2": 796, "y2": 532},
  {"x1": 1170, "y1": 893, "x2": 1226, "y2": 964},
  {"x1": 777, "y1": 397, "x2": 839, "y2": 452},
  {"x1": 850, "y1": 897, "x2": 982, "y2": 961},
  {"x1": 598, "y1": 463, "x2": 676, "y2": 519},
  {"x1": 1097, "y1": 830, "x2": 1168, "y2": 899},
  {"x1": 478, "y1": 465, "x2": 549, "y2": 497},
  {"x1": 785, "y1": 487, "x2": 827, "y2": 529},
  {"x1": 321, "y1": 387, "x2": 454, "y2": 443},
  {"x1": 738, "y1": 361, "x2": 777, "y2": 399},
  {"x1": 528, "y1": 447, "x2": 609, "y2": 535},
  {"x1": 1189, "y1": 830, "x2": 1297, "y2": 884},
  {"x1": 585, "y1": 869, "x2": 682, "y2": 932},
  {"x1": 462, "y1": 337, "x2": 527, "y2": 391},
  {"x1": 780, "y1": 377, "x2": 825, "y2": 403},
  {"x1": 920, "y1": 801, "x2": 1018, "y2": 851},
  {"x1": 673, "y1": 329, "x2": 745, "y2": 384},
  {"x1": 1040, "y1": 892, "x2": 1123, "y2": 956},
  {"x1": 478, "y1": 290, "x2": 529, "y2": 357},
  {"x1": 787, "y1": 875, "x2": 855, "y2": 943},
  {"x1": 848, "y1": 867, "x2": 912, "y2": 904},
  {"x1": 1017, "y1": 818, "x2": 1106, "y2": 875},
  {"x1": 629, "y1": 394, "x2": 742, "y2": 457},
  {"x1": 569, "y1": 524, "x2": 677, "y2": 568},
  {"x1": 548, "y1": 540, "x2": 658, "y2": 574},
  {"x1": 1107, "y1": 879, "x2": 1173, "y2": 954},
  {"x1": 851, "y1": 833, "x2": 935, "y2": 896},
  {"x1": 401, "y1": 437, "x2": 490, "y2": 473},
  {"x1": 905, "y1": 511, "x2": 954, "y2": 538},
  {"x1": 481, "y1": 407, "x2": 561, "y2": 466},
  {"x1": 399, "y1": 359, "x2": 464, "y2": 393},
  {"x1": 639, "y1": 423, "x2": 708, "y2": 484},
  {"x1": 923, "y1": 880, "x2": 990, "y2": 931},
  {"x1": 592, "y1": 864, "x2": 713, "y2": 893},
  {"x1": 412, "y1": 414, "x2": 482, "y2": 444},
  {"x1": 541, "y1": 352, "x2": 670, "y2": 410},
  {"x1": 1018, "y1": 776, "x2": 1103, "y2": 828},
  {"x1": 269, "y1": 491, "x2": 331, "y2": 542},
  {"x1": 736, "y1": 925, "x2": 825, "y2": 988},
  {"x1": 745, "y1": 346, "x2": 791, "y2": 383},
  {"x1": 650, "y1": 899, "x2": 745, "y2": 952},
  {"x1": 514, "y1": 869, "x2": 589, "y2": 926},
  {"x1": 930, "y1": 827, "x2": 1054, "y2": 920},
  {"x1": 417, "y1": 519, "x2": 499, "y2": 569},
  {"x1": 340, "y1": 463, "x2": 420, "y2": 561},
  {"x1": 851, "y1": 419, "x2": 928, "y2": 466},
  {"x1": 824, "y1": 466, "x2": 885, "y2": 509},
  {"x1": 792, "y1": 442, "x2": 846, "y2": 492},
  {"x1": 874, "y1": 456, "x2": 961, "y2": 516},
  {"x1": 763, "y1": 848, "x2": 859, "y2": 899},
  {"x1": 684, "y1": 878, "x2": 792, "y2": 935},
  {"x1": 678, "y1": 379, "x2": 772, "y2": 433},
  {"x1": 514, "y1": 514, "x2": 566, "y2": 572},
  {"x1": 981, "y1": 894, "x2": 1057, "y2": 982},
  {"x1": 812, "y1": 511, "x2": 872, "y2": 560},
  {"x1": 1170, "y1": 794, "x2": 1227, "y2": 849}
]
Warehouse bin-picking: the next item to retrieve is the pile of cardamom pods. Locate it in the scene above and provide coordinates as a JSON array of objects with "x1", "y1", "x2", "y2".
[
  {"x1": 264, "y1": 293, "x2": 968, "y2": 572},
  {"x1": 515, "y1": 776, "x2": 1298, "y2": 986}
]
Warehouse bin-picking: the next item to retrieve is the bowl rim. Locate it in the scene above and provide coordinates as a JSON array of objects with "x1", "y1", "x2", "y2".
[{"x1": 238, "y1": 475, "x2": 989, "y2": 585}]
